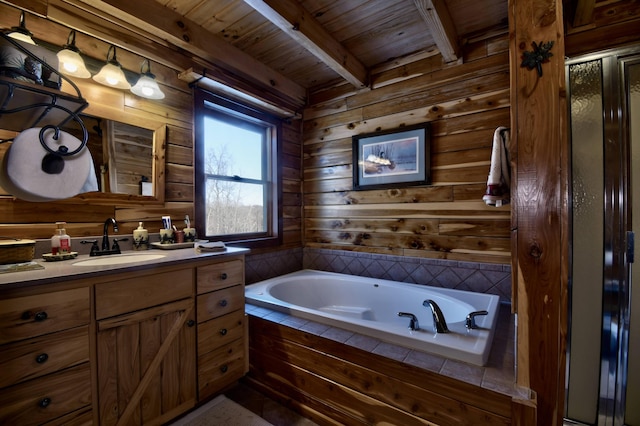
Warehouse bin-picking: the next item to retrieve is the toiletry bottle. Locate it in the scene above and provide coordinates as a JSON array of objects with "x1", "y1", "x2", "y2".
[
  {"x1": 51, "y1": 222, "x2": 71, "y2": 255},
  {"x1": 133, "y1": 222, "x2": 149, "y2": 250}
]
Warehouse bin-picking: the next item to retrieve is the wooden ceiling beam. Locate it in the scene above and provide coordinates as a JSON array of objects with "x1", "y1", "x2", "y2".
[
  {"x1": 413, "y1": 0, "x2": 459, "y2": 63},
  {"x1": 61, "y1": 0, "x2": 307, "y2": 108},
  {"x1": 572, "y1": 0, "x2": 596, "y2": 27},
  {"x1": 243, "y1": 0, "x2": 369, "y2": 89}
]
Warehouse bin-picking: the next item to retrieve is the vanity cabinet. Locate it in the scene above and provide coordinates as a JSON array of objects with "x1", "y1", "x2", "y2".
[
  {"x1": 0, "y1": 249, "x2": 248, "y2": 425},
  {"x1": 196, "y1": 259, "x2": 248, "y2": 400},
  {"x1": 95, "y1": 268, "x2": 196, "y2": 426},
  {"x1": 0, "y1": 287, "x2": 92, "y2": 425}
]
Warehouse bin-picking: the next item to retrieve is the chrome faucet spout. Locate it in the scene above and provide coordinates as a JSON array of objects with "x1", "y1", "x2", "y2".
[
  {"x1": 102, "y1": 217, "x2": 118, "y2": 251},
  {"x1": 423, "y1": 299, "x2": 450, "y2": 333}
]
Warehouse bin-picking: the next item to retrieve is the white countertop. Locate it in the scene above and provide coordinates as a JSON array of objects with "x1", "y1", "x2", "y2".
[{"x1": 0, "y1": 246, "x2": 250, "y2": 290}]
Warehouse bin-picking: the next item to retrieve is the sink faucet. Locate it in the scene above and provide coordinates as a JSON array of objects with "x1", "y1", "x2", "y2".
[
  {"x1": 423, "y1": 299, "x2": 449, "y2": 333},
  {"x1": 102, "y1": 217, "x2": 118, "y2": 251}
]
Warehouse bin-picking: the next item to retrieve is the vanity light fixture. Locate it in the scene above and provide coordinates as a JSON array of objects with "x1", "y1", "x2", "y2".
[
  {"x1": 6, "y1": 11, "x2": 36, "y2": 45},
  {"x1": 130, "y1": 59, "x2": 165, "y2": 99},
  {"x1": 56, "y1": 30, "x2": 90, "y2": 78},
  {"x1": 92, "y1": 45, "x2": 130, "y2": 89}
]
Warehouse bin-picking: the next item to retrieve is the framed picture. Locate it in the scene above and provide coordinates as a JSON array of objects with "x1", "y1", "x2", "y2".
[{"x1": 352, "y1": 122, "x2": 430, "y2": 190}]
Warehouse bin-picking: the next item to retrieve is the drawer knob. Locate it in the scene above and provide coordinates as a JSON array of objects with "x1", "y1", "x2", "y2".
[
  {"x1": 39, "y1": 397, "x2": 52, "y2": 408},
  {"x1": 220, "y1": 273, "x2": 228, "y2": 280},
  {"x1": 186, "y1": 319, "x2": 195, "y2": 327},
  {"x1": 34, "y1": 311, "x2": 48, "y2": 322},
  {"x1": 219, "y1": 299, "x2": 228, "y2": 307},
  {"x1": 220, "y1": 365, "x2": 228, "y2": 373},
  {"x1": 35, "y1": 353, "x2": 49, "y2": 364},
  {"x1": 219, "y1": 328, "x2": 228, "y2": 336}
]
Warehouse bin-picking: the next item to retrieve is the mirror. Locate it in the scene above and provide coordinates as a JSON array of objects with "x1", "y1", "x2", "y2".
[{"x1": 0, "y1": 114, "x2": 166, "y2": 204}]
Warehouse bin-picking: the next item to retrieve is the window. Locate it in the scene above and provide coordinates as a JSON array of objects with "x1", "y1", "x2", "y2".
[{"x1": 194, "y1": 89, "x2": 282, "y2": 247}]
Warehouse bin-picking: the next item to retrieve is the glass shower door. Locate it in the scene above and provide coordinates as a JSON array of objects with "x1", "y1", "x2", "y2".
[
  {"x1": 626, "y1": 59, "x2": 640, "y2": 426},
  {"x1": 567, "y1": 49, "x2": 640, "y2": 426}
]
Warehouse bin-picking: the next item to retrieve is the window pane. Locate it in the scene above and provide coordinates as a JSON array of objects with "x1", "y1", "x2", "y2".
[
  {"x1": 203, "y1": 116, "x2": 263, "y2": 180},
  {"x1": 205, "y1": 179, "x2": 265, "y2": 235}
]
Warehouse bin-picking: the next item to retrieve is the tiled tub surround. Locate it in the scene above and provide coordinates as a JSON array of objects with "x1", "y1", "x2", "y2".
[
  {"x1": 245, "y1": 303, "x2": 529, "y2": 425},
  {"x1": 245, "y1": 248, "x2": 304, "y2": 284},
  {"x1": 304, "y1": 248, "x2": 512, "y2": 302}
]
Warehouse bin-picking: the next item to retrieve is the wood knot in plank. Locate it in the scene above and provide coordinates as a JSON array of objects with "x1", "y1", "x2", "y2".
[{"x1": 529, "y1": 241, "x2": 542, "y2": 259}]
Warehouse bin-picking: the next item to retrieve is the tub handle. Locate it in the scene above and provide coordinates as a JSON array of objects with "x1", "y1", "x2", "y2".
[
  {"x1": 466, "y1": 310, "x2": 489, "y2": 329},
  {"x1": 398, "y1": 312, "x2": 420, "y2": 331}
]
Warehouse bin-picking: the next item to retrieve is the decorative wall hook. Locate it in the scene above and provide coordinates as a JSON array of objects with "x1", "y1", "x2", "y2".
[{"x1": 521, "y1": 41, "x2": 554, "y2": 77}]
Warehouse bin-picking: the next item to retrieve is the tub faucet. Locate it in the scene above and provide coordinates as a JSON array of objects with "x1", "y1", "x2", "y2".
[
  {"x1": 465, "y1": 310, "x2": 489, "y2": 329},
  {"x1": 102, "y1": 217, "x2": 119, "y2": 252},
  {"x1": 398, "y1": 312, "x2": 420, "y2": 331},
  {"x1": 423, "y1": 299, "x2": 449, "y2": 333}
]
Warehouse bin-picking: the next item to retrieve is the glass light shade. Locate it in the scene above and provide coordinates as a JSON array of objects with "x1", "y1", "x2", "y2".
[
  {"x1": 57, "y1": 48, "x2": 90, "y2": 78},
  {"x1": 6, "y1": 31, "x2": 35, "y2": 45},
  {"x1": 131, "y1": 74, "x2": 165, "y2": 99},
  {"x1": 93, "y1": 62, "x2": 130, "y2": 89},
  {"x1": 6, "y1": 12, "x2": 35, "y2": 45}
]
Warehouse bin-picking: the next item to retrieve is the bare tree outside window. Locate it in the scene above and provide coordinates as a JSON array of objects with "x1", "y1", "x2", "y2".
[
  {"x1": 194, "y1": 89, "x2": 281, "y2": 246},
  {"x1": 203, "y1": 117, "x2": 266, "y2": 236}
]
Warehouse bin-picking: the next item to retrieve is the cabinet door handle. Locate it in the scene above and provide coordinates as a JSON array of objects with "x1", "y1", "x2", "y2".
[
  {"x1": 220, "y1": 273, "x2": 228, "y2": 280},
  {"x1": 220, "y1": 365, "x2": 228, "y2": 373},
  {"x1": 186, "y1": 319, "x2": 195, "y2": 327},
  {"x1": 38, "y1": 397, "x2": 52, "y2": 408},
  {"x1": 219, "y1": 299, "x2": 228, "y2": 307},
  {"x1": 35, "y1": 353, "x2": 49, "y2": 364},
  {"x1": 219, "y1": 328, "x2": 228, "y2": 336},
  {"x1": 34, "y1": 311, "x2": 48, "y2": 322}
]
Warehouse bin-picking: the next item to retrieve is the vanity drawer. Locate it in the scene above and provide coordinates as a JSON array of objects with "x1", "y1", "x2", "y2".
[
  {"x1": 197, "y1": 259, "x2": 244, "y2": 294},
  {"x1": 0, "y1": 287, "x2": 90, "y2": 345},
  {"x1": 197, "y1": 285, "x2": 244, "y2": 323},
  {"x1": 95, "y1": 268, "x2": 193, "y2": 319},
  {"x1": 198, "y1": 311, "x2": 245, "y2": 357},
  {"x1": 0, "y1": 363, "x2": 91, "y2": 426},
  {"x1": 0, "y1": 326, "x2": 89, "y2": 388},
  {"x1": 198, "y1": 338, "x2": 245, "y2": 401}
]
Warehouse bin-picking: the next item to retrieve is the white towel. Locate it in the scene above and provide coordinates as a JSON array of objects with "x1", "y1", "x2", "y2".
[
  {"x1": 194, "y1": 241, "x2": 226, "y2": 253},
  {"x1": 482, "y1": 127, "x2": 510, "y2": 207}
]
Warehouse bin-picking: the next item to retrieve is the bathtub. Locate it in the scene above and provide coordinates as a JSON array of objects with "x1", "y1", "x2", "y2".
[{"x1": 245, "y1": 269, "x2": 501, "y2": 366}]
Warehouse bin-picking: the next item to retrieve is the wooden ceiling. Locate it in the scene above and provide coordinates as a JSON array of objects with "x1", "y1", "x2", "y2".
[
  {"x1": 153, "y1": 0, "x2": 509, "y2": 93},
  {"x1": 2, "y1": 0, "x2": 614, "y2": 113}
]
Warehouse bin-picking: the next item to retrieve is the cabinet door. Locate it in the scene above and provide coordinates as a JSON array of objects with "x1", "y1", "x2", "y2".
[{"x1": 97, "y1": 298, "x2": 196, "y2": 426}]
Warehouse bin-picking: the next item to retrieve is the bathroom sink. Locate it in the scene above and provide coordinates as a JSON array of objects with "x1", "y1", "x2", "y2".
[{"x1": 72, "y1": 253, "x2": 166, "y2": 266}]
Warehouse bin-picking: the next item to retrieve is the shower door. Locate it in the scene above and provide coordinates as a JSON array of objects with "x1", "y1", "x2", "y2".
[{"x1": 566, "y1": 47, "x2": 640, "y2": 426}]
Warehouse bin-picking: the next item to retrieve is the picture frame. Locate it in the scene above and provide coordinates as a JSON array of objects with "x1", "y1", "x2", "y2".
[{"x1": 352, "y1": 122, "x2": 430, "y2": 190}]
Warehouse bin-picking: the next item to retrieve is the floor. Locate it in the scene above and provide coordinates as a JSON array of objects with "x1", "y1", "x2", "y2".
[{"x1": 225, "y1": 381, "x2": 320, "y2": 426}]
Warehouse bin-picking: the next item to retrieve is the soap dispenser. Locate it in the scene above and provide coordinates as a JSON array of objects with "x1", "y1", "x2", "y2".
[
  {"x1": 133, "y1": 222, "x2": 149, "y2": 250},
  {"x1": 51, "y1": 222, "x2": 71, "y2": 255}
]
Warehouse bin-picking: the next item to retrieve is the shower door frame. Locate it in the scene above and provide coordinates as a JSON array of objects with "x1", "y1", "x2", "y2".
[{"x1": 566, "y1": 45, "x2": 640, "y2": 426}]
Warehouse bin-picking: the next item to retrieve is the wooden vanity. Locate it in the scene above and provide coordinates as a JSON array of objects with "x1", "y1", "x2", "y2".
[{"x1": 0, "y1": 247, "x2": 248, "y2": 425}]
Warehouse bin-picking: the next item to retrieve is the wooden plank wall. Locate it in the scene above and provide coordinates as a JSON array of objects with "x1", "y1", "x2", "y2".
[
  {"x1": 303, "y1": 34, "x2": 511, "y2": 264},
  {"x1": 0, "y1": 2, "x2": 303, "y2": 253},
  {"x1": 246, "y1": 315, "x2": 534, "y2": 425}
]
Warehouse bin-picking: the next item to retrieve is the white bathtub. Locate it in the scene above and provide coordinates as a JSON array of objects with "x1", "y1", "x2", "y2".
[{"x1": 245, "y1": 269, "x2": 501, "y2": 366}]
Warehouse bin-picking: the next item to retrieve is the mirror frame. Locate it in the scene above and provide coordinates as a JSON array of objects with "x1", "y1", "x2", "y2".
[{"x1": 65, "y1": 120, "x2": 166, "y2": 206}]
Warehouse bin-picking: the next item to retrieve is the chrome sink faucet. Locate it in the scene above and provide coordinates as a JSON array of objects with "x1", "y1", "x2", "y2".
[
  {"x1": 423, "y1": 299, "x2": 450, "y2": 333},
  {"x1": 102, "y1": 217, "x2": 119, "y2": 251}
]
